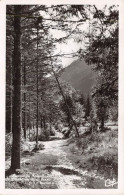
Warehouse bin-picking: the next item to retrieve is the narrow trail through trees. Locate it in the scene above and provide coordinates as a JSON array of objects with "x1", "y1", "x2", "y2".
[
  {"x1": 38, "y1": 139, "x2": 86, "y2": 188},
  {"x1": 6, "y1": 134, "x2": 115, "y2": 189},
  {"x1": 6, "y1": 138, "x2": 86, "y2": 188}
]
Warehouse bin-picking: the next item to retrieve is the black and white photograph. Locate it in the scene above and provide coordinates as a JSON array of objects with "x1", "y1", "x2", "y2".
[{"x1": 0, "y1": 0, "x2": 123, "y2": 192}]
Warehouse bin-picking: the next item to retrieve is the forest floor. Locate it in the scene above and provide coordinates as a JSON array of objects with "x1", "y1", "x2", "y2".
[{"x1": 5, "y1": 124, "x2": 118, "y2": 189}]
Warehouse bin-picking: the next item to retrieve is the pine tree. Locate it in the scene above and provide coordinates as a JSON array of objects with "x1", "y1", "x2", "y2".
[
  {"x1": 10, "y1": 5, "x2": 22, "y2": 171},
  {"x1": 84, "y1": 5, "x2": 118, "y2": 102},
  {"x1": 6, "y1": 4, "x2": 91, "y2": 169}
]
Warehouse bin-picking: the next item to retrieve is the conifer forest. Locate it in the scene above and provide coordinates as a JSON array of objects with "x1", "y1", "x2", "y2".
[{"x1": 5, "y1": 5, "x2": 118, "y2": 189}]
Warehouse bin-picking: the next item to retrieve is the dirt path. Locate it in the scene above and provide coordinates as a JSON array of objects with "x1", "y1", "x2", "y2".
[
  {"x1": 38, "y1": 139, "x2": 86, "y2": 188},
  {"x1": 6, "y1": 138, "x2": 87, "y2": 189},
  {"x1": 6, "y1": 136, "x2": 117, "y2": 189}
]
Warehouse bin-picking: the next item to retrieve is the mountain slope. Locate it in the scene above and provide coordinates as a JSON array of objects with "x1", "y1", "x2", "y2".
[{"x1": 60, "y1": 59, "x2": 96, "y2": 96}]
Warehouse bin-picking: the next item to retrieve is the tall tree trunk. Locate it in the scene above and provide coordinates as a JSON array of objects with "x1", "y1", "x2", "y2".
[
  {"x1": 32, "y1": 105, "x2": 35, "y2": 129},
  {"x1": 41, "y1": 116, "x2": 43, "y2": 128},
  {"x1": 23, "y1": 58, "x2": 27, "y2": 139},
  {"x1": 52, "y1": 68, "x2": 79, "y2": 137},
  {"x1": 10, "y1": 61, "x2": 13, "y2": 133},
  {"x1": 36, "y1": 23, "x2": 39, "y2": 147},
  {"x1": 67, "y1": 113, "x2": 71, "y2": 130},
  {"x1": 101, "y1": 117, "x2": 104, "y2": 131},
  {"x1": 43, "y1": 116, "x2": 46, "y2": 131},
  {"x1": 11, "y1": 5, "x2": 21, "y2": 171},
  {"x1": 49, "y1": 117, "x2": 52, "y2": 133},
  {"x1": 29, "y1": 93, "x2": 31, "y2": 141}
]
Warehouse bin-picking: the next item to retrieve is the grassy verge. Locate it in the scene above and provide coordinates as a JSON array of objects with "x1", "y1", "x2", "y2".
[{"x1": 63, "y1": 126, "x2": 118, "y2": 181}]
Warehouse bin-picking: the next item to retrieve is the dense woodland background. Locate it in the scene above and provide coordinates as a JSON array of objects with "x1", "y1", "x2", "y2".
[{"x1": 6, "y1": 5, "x2": 118, "y2": 189}]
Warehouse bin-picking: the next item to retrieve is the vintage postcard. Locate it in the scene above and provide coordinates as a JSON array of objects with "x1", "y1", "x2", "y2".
[{"x1": 0, "y1": 0, "x2": 124, "y2": 194}]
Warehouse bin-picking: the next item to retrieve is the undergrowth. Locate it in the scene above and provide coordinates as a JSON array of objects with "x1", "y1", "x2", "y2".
[{"x1": 67, "y1": 126, "x2": 118, "y2": 180}]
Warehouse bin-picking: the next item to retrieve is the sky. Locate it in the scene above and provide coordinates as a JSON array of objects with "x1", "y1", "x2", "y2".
[
  {"x1": 49, "y1": 4, "x2": 106, "y2": 68},
  {"x1": 54, "y1": 38, "x2": 83, "y2": 67},
  {"x1": 50, "y1": 21, "x2": 89, "y2": 67}
]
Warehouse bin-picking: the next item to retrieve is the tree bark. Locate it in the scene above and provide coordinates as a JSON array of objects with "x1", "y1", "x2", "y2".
[
  {"x1": 10, "y1": 62, "x2": 13, "y2": 133},
  {"x1": 100, "y1": 117, "x2": 104, "y2": 131},
  {"x1": 43, "y1": 115, "x2": 46, "y2": 131},
  {"x1": 36, "y1": 23, "x2": 39, "y2": 147},
  {"x1": 11, "y1": 5, "x2": 22, "y2": 171},
  {"x1": 23, "y1": 58, "x2": 27, "y2": 139},
  {"x1": 40, "y1": 116, "x2": 43, "y2": 128},
  {"x1": 29, "y1": 93, "x2": 31, "y2": 141}
]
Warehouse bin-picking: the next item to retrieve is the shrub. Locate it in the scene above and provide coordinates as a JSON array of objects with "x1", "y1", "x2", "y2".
[
  {"x1": 90, "y1": 152, "x2": 118, "y2": 178},
  {"x1": 89, "y1": 132, "x2": 101, "y2": 143}
]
